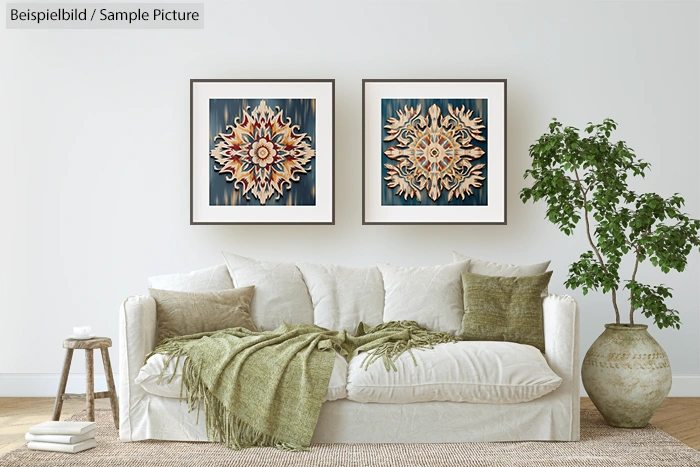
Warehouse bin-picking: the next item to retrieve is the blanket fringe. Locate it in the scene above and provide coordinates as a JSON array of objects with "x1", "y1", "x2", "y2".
[
  {"x1": 185, "y1": 357, "x2": 308, "y2": 451},
  {"x1": 360, "y1": 321, "x2": 456, "y2": 371}
]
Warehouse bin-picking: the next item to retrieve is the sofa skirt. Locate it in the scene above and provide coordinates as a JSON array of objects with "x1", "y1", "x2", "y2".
[{"x1": 120, "y1": 390, "x2": 578, "y2": 443}]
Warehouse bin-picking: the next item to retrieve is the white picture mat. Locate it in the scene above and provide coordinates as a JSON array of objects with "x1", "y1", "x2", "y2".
[
  {"x1": 192, "y1": 81, "x2": 333, "y2": 223},
  {"x1": 364, "y1": 81, "x2": 505, "y2": 224}
]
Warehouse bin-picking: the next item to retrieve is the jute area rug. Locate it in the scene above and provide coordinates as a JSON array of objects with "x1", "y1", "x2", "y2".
[{"x1": 2, "y1": 409, "x2": 699, "y2": 467}]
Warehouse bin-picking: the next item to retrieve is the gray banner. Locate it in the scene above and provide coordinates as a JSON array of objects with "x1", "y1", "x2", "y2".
[{"x1": 6, "y1": 3, "x2": 204, "y2": 29}]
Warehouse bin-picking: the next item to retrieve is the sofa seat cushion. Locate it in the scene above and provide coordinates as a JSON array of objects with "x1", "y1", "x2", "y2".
[
  {"x1": 346, "y1": 342, "x2": 561, "y2": 404},
  {"x1": 135, "y1": 351, "x2": 348, "y2": 402}
]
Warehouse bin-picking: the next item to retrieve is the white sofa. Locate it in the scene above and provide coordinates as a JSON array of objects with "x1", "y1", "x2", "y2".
[{"x1": 119, "y1": 260, "x2": 580, "y2": 444}]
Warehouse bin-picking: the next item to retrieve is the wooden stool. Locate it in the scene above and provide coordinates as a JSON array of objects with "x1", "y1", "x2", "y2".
[{"x1": 51, "y1": 337, "x2": 119, "y2": 429}]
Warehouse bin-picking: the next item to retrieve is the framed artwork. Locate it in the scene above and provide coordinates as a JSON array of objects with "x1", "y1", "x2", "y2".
[
  {"x1": 362, "y1": 79, "x2": 507, "y2": 225},
  {"x1": 190, "y1": 79, "x2": 334, "y2": 224}
]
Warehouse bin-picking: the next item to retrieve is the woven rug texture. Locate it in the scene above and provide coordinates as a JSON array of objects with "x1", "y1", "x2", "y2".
[{"x1": 1, "y1": 408, "x2": 699, "y2": 466}]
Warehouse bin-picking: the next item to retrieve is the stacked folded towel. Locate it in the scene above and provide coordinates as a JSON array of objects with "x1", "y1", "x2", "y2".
[{"x1": 26, "y1": 421, "x2": 96, "y2": 453}]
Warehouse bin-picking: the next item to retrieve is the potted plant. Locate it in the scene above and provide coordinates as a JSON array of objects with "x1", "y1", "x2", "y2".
[{"x1": 520, "y1": 118, "x2": 700, "y2": 427}]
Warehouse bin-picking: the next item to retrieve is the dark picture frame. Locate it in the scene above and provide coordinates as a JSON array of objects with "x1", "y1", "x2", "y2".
[
  {"x1": 190, "y1": 79, "x2": 335, "y2": 225},
  {"x1": 362, "y1": 79, "x2": 507, "y2": 225}
]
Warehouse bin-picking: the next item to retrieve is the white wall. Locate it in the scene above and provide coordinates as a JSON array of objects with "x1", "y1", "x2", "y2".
[{"x1": 1, "y1": 0, "x2": 698, "y2": 396}]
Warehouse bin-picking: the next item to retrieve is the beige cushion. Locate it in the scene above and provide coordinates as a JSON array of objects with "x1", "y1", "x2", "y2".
[
  {"x1": 459, "y1": 271, "x2": 553, "y2": 352},
  {"x1": 149, "y1": 287, "x2": 256, "y2": 342},
  {"x1": 148, "y1": 265, "x2": 233, "y2": 292},
  {"x1": 377, "y1": 261, "x2": 470, "y2": 333},
  {"x1": 346, "y1": 341, "x2": 561, "y2": 404},
  {"x1": 136, "y1": 351, "x2": 348, "y2": 402},
  {"x1": 223, "y1": 253, "x2": 314, "y2": 330},
  {"x1": 297, "y1": 263, "x2": 384, "y2": 333}
]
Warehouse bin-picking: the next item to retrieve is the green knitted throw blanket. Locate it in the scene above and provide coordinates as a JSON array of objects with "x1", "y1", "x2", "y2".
[{"x1": 148, "y1": 320, "x2": 454, "y2": 451}]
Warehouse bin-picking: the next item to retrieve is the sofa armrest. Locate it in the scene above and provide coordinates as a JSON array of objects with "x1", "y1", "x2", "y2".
[
  {"x1": 118, "y1": 295, "x2": 157, "y2": 441},
  {"x1": 543, "y1": 293, "x2": 580, "y2": 439}
]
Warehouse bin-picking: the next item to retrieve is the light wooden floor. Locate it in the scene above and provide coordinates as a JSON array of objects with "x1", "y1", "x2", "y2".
[
  {"x1": 1, "y1": 398, "x2": 698, "y2": 455},
  {"x1": 0, "y1": 397, "x2": 110, "y2": 456},
  {"x1": 581, "y1": 398, "x2": 700, "y2": 450}
]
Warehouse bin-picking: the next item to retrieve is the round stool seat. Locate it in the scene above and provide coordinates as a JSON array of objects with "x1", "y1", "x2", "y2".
[{"x1": 63, "y1": 337, "x2": 112, "y2": 350}]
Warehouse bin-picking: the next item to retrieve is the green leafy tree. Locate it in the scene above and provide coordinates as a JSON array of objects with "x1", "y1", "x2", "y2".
[{"x1": 520, "y1": 119, "x2": 700, "y2": 329}]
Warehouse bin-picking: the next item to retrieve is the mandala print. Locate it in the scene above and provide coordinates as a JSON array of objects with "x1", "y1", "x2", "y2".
[
  {"x1": 210, "y1": 100, "x2": 315, "y2": 205},
  {"x1": 383, "y1": 103, "x2": 486, "y2": 202}
]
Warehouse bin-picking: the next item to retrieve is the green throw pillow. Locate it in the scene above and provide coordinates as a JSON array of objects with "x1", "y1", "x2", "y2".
[{"x1": 458, "y1": 271, "x2": 553, "y2": 352}]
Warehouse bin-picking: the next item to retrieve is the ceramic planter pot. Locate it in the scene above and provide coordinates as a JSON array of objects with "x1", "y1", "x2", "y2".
[{"x1": 581, "y1": 324, "x2": 671, "y2": 428}]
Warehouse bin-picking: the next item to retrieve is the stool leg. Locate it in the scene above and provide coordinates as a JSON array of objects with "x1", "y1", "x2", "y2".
[
  {"x1": 51, "y1": 349, "x2": 74, "y2": 421},
  {"x1": 85, "y1": 349, "x2": 95, "y2": 422},
  {"x1": 100, "y1": 347, "x2": 120, "y2": 429}
]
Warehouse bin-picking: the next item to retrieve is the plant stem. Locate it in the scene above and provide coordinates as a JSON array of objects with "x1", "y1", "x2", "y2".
[
  {"x1": 573, "y1": 169, "x2": 621, "y2": 324},
  {"x1": 628, "y1": 226, "x2": 650, "y2": 325},
  {"x1": 629, "y1": 247, "x2": 640, "y2": 325}
]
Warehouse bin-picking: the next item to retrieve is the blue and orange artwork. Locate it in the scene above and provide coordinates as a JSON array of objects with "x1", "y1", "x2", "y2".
[
  {"x1": 209, "y1": 98, "x2": 316, "y2": 206},
  {"x1": 381, "y1": 98, "x2": 488, "y2": 206}
]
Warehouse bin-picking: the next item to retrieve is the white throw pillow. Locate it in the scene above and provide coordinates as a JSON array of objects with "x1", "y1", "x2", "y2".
[
  {"x1": 377, "y1": 260, "x2": 470, "y2": 333},
  {"x1": 297, "y1": 263, "x2": 385, "y2": 333},
  {"x1": 148, "y1": 264, "x2": 233, "y2": 292},
  {"x1": 452, "y1": 252, "x2": 551, "y2": 296},
  {"x1": 222, "y1": 253, "x2": 313, "y2": 330},
  {"x1": 346, "y1": 341, "x2": 561, "y2": 404},
  {"x1": 136, "y1": 351, "x2": 348, "y2": 402}
]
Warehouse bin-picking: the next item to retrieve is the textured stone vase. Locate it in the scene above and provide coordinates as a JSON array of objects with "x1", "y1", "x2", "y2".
[{"x1": 582, "y1": 324, "x2": 671, "y2": 428}]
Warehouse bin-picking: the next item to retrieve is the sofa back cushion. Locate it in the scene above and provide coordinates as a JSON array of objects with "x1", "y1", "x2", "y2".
[
  {"x1": 453, "y1": 252, "x2": 552, "y2": 297},
  {"x1": 297, "y1": 263, "x2": 384, "y2": 333},
  {"x1": 377, "y1": 260, "x2": 470, "y2": 333},
  {"x1": 149, "y1": 287, "x2": 257, "y2": 342},
  {"x1": 222, "y1": 252, "x2": 314, "y2": 331},
  {"x1": 453, "y1": 252, "x2": 551, "y2": 296},
  {"x1": 453, "y1": 252, "x2": 551, "y2": 277},
  {"x1": 148, "y1": 264, "x2": 234, "y2": 292}
]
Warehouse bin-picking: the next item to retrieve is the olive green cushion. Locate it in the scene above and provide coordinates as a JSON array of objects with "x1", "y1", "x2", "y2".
[
  {"x1": 149, "y1": 286, "x2": 257, "y2": 342},
  {"x1": 458, "y1": 271, "x2": 552, "y2": 352}
]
